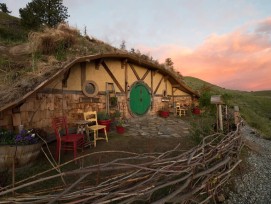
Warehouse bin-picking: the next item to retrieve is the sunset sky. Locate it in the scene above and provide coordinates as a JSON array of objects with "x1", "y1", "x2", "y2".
[{"x1": 6, "y1": 0, "x2": 271, "y2": 91}]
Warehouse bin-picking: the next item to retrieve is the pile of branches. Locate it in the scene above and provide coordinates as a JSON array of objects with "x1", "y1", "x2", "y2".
[{"x1": 0, "y1": 126, "x2": 243, "y2": 203}]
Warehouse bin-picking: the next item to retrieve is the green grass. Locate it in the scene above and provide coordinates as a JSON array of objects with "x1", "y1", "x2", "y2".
[
  {"x1": 184, "y1": 76, "x2": 271, "y2": 139},
  {"x1": 0, "y1": 12, "x2": 28, "y2": 44}
]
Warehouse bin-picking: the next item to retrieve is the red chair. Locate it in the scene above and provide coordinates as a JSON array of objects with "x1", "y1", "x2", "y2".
[{"x1": 52, "y1": 116, "x2": 84, "y2": 162}]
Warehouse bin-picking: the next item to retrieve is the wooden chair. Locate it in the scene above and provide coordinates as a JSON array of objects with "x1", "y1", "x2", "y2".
[
  {"x1": 176, "y1": 103, "x2": 181, "y2": 116},
  {"x1": 176, "y1": 103, "x2": 186, "y2": 116},
  {"x1": 52, "y1": 116, "x2": 84, "y2": 162},
  {"x1": 83, "y1": 111, "x2": 108, "y2": 147}
]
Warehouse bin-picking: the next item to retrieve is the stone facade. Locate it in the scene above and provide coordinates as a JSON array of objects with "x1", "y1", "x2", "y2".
[{"x1": 0, "y1": 91, "x2": 193, "y2": 135}]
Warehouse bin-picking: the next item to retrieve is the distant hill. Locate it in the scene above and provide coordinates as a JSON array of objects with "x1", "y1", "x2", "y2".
[
  {"x1": 0, "y1": 12, "x2": 28, "y2": 43},
  {"x1": 251, "y1": 90, "x2": 271, "y2": 97},
  {"x1": 183, "y1": 76, "x2": 226, "y2": 93},
  {"x1": 184, "y1": 76, "x2": 271, "y2": 139}
]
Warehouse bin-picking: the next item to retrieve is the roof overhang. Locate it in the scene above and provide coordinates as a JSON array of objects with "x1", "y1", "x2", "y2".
[{"x1": 0, "y1": 53, "x2": 199, "y2": 112}]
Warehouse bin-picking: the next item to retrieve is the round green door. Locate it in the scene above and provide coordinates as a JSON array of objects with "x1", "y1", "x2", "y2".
[{"x1": 129, "y1": 83, "x2": 151, "y2": 116}]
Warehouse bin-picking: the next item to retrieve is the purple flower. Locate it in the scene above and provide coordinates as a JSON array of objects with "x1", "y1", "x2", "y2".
[
  {"x1": 20, "y1": 129, "x2": 27, "y2": 135},
  {"x1": 25, "y1": 135, "x2": 32, "y2": 141},
  {"x1": 15, "y1": 134, "x2": 23, "y2": 143}
]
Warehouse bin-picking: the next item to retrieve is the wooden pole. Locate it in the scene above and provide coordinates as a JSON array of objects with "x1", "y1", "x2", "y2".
[
  {"x1": 218, "y1": 104, "x2": 223, "y2": 131},
  {"x1": 12, "y1": 156, "x2": 15, "y2": 196},
  {"x1": 216, "y1": 104, "x2": 220, "y2": 132}
]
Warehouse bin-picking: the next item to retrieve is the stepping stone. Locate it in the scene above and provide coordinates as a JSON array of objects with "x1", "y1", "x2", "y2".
[
  {"x1": 172, "y1": 133, "x2": 181, "y2": 137},
  {"x1": 160, "y1": 135, "x2": 171, "y2": 138},
  {"x1": 158, "y1": 132, "x2": 163, "y2": 135}
]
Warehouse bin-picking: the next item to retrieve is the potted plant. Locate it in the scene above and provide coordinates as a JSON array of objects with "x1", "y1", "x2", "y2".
[
  {"x1": 193, "y1": 106, "x2": 201, "y2": 115},
  {"x1": 159, "y1": 104, "x2": 170, "y2": 118},
  {"x1": 110, "y1": 110, "x2": 121, "y2": 122},
  {"x1": 0, "y1": 128, "x2": 42, "y2": 171},
  {"x1": 97, "y1": 111, "x2": 111, "y2": 132},
  {"x1": 115, "y1": 119, "x2": 125, "y2": 134}
]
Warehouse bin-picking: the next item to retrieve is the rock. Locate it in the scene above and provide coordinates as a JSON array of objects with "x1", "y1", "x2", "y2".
[
  {"x1": 0, "y1": 46, "x2": 7, "y2": 52},
  {"x1": 217, "y1": 194, "x2": 225, "y2": 202}
]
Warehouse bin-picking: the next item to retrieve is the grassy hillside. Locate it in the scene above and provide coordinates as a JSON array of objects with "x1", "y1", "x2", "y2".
[
  {"x1": 184, "y1": 76, "x2": 271, "y2": 139},
  {"x1": 0, "y1": 12, "x2": 28, "y2": 44}
]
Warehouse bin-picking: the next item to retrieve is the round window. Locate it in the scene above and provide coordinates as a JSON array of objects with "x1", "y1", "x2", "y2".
[{"x1": 82, "y1": 80, "x2": 99, "y2": 97}]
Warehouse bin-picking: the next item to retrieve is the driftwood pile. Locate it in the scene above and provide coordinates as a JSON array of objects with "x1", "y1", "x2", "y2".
[{"x1": 0, "y1": 126, "x2": 243, "y2": 203}]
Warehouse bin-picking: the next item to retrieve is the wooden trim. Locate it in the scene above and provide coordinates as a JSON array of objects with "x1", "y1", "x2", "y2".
[
  {"x1": 164, "y1": 76, "x2": 168, "y2": 95},
  {"x1": 154, "y1": 75, "x2": 164, "y2": 94},
  {"x1": 82, "y1": 80, "x2": 99, "y2": 97},
  {"x1": 172, "y1": 84, "x2": 180, "y2": 88},
  {"x1": 80, "y1": 62, "x2": 86, "y2": 87},
  {"x1": 153, "y1": 70, "x2": 159, "y2": 76},
  {"x1": 101, "y1": 61, "x2": 125, "y2": 93},
  {"x1": 95, "y1": 59, "x2": 103, "y2": 70},
  {"x1": 172, "y1": 86, "x2": 174, "y2": 104},
  {"x1": 151, "y1": 70, "x2": 154, "y2": 95},
  {"x1": 121, "y1": 59, "x2": 128, "y2": 69},
  {"x1": 62, "y1": 68, "x2": 71, "y2": 88},
  {"x1": 38, "y1": 88, "x2": 83, "y2": 95},
  {"x1": 39, "y1": 88, "x2": 120, "y2": 96},
  {"x1": 125, "y1": 62, "x2": 128, "y2": 93},
  {"x1": 141, "y1": 69, "x2": 150, "y2": 81},
  {"x1": 128, "y1": 63, "x2": 140, "y2": 80}
]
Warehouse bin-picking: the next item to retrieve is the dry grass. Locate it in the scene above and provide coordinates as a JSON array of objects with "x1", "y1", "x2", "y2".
[{"x1": 29, "y1": 23, "x2": 79, "y2": 54}]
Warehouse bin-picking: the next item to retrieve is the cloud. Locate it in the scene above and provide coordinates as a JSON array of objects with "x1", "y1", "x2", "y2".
[
  {"x1": 140, "y1": 17, "x2": 271, "y2": 91},
  {"x1": 255, "y1": 17, "x2": 271, "y2": 33}
]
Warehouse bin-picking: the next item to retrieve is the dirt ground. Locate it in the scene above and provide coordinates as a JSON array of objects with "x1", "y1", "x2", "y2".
[{"x1": 11, "y1": 116, "x2": 196, "y2": 186}]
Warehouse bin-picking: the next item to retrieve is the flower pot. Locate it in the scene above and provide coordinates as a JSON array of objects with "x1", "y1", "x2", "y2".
[
  {"x1": 193, "y1": 107, "x2": 200, "y2": 115},
  {"x1": 98, "y1": 120, "x2": 111, "y2": 132},
  {"x1": 0, "y1": 143, "x2": 41, "y2": 171},
  {"x1": 116, "y1": 126, "x2": 125, "y2": 134},
  {"x1": 160, "y1": 111, "x2": 169, "y2": 118}
]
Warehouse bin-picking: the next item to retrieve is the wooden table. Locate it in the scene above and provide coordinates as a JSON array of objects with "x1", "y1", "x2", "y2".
[{"x1": 73, "y1": 120, "x2": 92, "y2": 148}]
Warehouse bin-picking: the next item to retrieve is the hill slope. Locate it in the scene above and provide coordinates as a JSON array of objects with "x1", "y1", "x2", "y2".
[
  {"x1": 0, "y1": 11, "x2": 28, "y2": 43},
  {"x1": 184, "y1": 76, "x2": 271, "y2": 138}
]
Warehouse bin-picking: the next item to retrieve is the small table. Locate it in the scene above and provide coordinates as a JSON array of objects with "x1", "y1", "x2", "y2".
[{"x1": 74, "y1": 120, "x2": 91, "y2": 148}]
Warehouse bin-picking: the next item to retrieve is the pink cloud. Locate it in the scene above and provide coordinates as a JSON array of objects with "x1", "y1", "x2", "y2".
[{"x1": 140, "y1": 18, "x2": 271, "y2": 91}]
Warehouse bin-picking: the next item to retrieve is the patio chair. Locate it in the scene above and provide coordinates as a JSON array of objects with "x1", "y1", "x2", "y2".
[
  {"x1": 52, "y1": 116, "x2": 84, "y2": 162},
  {"x1": 83, "y1": 111, "x2": 108, "y2": 147},
  {"x1": 176, "y1": 103, "x2": 186, "y2": 116}
]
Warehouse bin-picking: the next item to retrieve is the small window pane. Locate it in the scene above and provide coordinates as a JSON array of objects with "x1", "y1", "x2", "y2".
[
  {"x1": 85, "y1": 83, "x2": 95, "y2": 94},
  {"x1": 82, "y1": 80, "x2": 99, "y2": 97}
]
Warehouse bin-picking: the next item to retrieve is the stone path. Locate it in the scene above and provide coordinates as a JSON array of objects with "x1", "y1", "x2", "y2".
[
  {"x1": 123, "y1": 115, "x2": 190, "y2": 138},
  {"x1": 226, "y1": 125, "x2": 271, "y2": 203}
]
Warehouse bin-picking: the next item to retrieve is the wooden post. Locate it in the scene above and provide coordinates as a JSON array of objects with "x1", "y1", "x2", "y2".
[
  {"x1": 218, "y1": 104, "x2": 223, "y2": 131},
  {"x1": 12, "y1": 156, "x2": 15, "y2": 196}
]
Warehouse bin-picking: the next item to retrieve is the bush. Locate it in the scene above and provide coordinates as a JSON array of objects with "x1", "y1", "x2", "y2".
[{"x1": 189, "y1": 114, "x2": 216, "y2": 144}]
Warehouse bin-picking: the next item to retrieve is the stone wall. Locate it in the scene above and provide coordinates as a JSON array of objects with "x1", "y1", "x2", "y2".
[{"x1": 0, "y1": 93, "x2": 194, "y2": 136}]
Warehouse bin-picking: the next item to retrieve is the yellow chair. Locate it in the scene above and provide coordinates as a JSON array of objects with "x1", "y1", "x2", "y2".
[
  {"x1": 176, "y1": 103, "x2": 181, "y2": 116},
  {"x1": 83, "y1": 111, "x2": 108, "y2": 147},
  {"x1": 176, "y1": 103, "x2": 186, "y2": 116}
]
